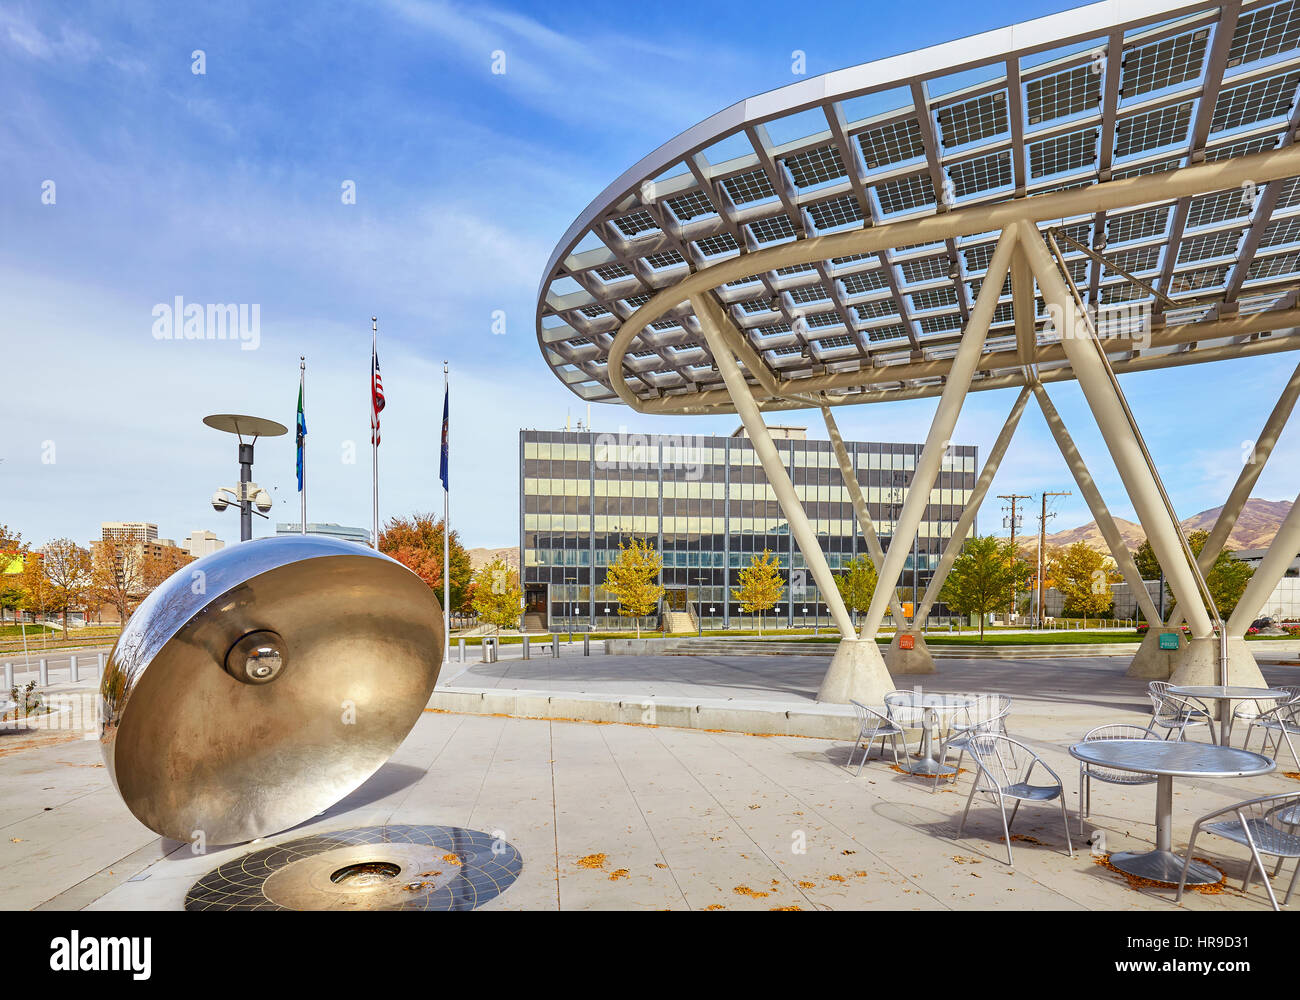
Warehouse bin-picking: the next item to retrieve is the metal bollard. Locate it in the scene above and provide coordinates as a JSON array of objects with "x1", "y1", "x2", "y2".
[
  {"x1": 69, "y1": 655, "x2": 78, "y2": 683},
  {"x1": 522, "y1": 635, "x2": 531, "y2": 659},
  {"x1": 39, "y1": 658, "x2": 49, "y2": 686},
  {"x1": 552, "y1": 636, "x2": 561, "y2": 658},
  {"x1": 583, "y1": 634, "x2": 590, "y2": 656},
  {"x1": 2, "y1": 662, "x2": 11, "y2": 689},
  {"x1": 97, "y1": 652, "x2": 105, "y2": 677},
  {"x1": 458, "y1": 638, "x2": 466, "y2": 662}
]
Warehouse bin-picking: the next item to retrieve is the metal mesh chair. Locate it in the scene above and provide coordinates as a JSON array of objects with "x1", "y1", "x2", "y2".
[
  {"x1": 957, "y1": 733, "x2": 1074, "y2": 866},
  {"x1": 1243, "y1": 701, "x2": 1300, "y2": 770},
  {"x1": 931, "y1": 695, "x2": 1012, "y2": 793},
  {"x1": 1145, "y1": 682, "x2": 1216, "y2": 742},
  {"x1": 1077, "y1": 724, "x2": 1159, "y2": 834},
  {"x1": 847, "y1": 701, "x2": 907, "y2": 775},
  {"x1": 1177, "y1": 792, "x2": 1300, "y2": 911},
  {"x1": 1230, "y1": 684, "x2": 1300, "y2": 737}
]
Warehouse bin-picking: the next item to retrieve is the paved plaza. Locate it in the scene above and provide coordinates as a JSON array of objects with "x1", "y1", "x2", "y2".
[{"x1": 3, "y1": 652, "x2": 1298, "y2": 911}]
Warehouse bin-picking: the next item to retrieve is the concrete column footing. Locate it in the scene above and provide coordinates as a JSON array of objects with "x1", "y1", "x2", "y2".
[
  {"x1": 816, "y1": 639, "x2": 896, "y2": 705},
  {"x1": 883, "y1": 633, "x2": 936, "y2": 675}
]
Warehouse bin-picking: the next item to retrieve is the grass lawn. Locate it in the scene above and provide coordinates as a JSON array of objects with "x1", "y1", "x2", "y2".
[{"x1": 0, "y1": 624, "x2": 60, "y2": 638}]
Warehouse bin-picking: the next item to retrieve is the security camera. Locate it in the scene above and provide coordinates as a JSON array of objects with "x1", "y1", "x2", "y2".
[
  {"x1": 212, "y1": 491, "x2": 230, "y2": 512},
  {"x1": 254, "y1": 490, "x2": 273, "y2": 513}
]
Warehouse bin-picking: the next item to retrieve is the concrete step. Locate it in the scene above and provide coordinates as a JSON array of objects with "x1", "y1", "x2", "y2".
[{"x1": 430, "y1": 685, "x2": 857, "y2": 739}]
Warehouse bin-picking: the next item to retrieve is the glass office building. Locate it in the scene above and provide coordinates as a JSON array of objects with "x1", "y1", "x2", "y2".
[{"x1": 520, "y1": 427, "x2": 977, "y2": 631}]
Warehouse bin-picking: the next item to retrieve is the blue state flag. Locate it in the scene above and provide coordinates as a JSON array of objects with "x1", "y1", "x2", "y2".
[
  {"x1": 296, "y1": 381, "x2": 306, "y2": 492},
  {"x1": 439, "y1": 386, "x2": 449, "y2": 491}
]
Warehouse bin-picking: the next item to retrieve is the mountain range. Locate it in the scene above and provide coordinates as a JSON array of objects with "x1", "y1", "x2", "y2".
[{"x1": 1029, "y1": 497, "x2": 1292, "y2": 555}]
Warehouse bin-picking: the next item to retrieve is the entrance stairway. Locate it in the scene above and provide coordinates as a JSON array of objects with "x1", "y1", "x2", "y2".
[
  {"x1": 661, "y1": 604, "x2": 699, "y2": 634},
  {"x1": 522, "y1": 612, "x2": 547, "y2": 633}
]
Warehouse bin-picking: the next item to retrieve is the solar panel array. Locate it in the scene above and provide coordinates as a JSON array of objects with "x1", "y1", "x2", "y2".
[{"x1": 539, "y1": 0, "x2": 1300, "y2": 405}]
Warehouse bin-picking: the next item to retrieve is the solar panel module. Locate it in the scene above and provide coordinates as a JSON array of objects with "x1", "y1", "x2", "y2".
[{"x1": 538, "y1": 0, "x2": 1300, "y2": 415}]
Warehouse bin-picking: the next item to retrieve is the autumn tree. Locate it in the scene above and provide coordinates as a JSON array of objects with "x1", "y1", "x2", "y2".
[
  {"x1": 142, "y1": 546, "x2": 194, "y2": 591},
  {"x1": 733, "y1": 548, "x2": 785, "y2": 636},
  {"x1": 1130, "y1": 529, "x2": 1255, "y2": 620},
  {"x1": 834, "y1": 554, "x2": 879, "y2": 617},
  {"x1": 38, "y1": 538, "x2": 93, "y2": 633},
  {"x1": 0, "y1": 525, "x2": 26, "y2": 622},
  {"x1": 938, "y1": 535, "x2": 1033, "y2": 641},
  {"x1": 1048, "y1": 541, "x2": 1120, "y2": 626},
  {"x1": 19, "y1": 551, "x2": 52, "y2": 626},
  {"x1": 379, "y1": 513, "x2": 474, "y2": 612},
  {"x1": 602, "y1": 538, "x2": 665, "y2": 638},
  {"x1": 471, "y1": 556, "x2": 522, "y2": 635},
  {"x1": 91, "y1": 537, "x2": 146, "y2": 624}
]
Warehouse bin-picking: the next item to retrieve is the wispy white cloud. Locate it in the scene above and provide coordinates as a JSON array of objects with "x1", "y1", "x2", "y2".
[{"x1": 380, "y1": 0, "x2": 747, "y2": 135}]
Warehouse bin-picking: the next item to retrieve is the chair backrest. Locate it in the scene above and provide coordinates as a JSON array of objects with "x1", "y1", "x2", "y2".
[
  {"x1": 1081, "y1": 724, "x2": 1159, "y2": 781},
  {"x1": 1149, "y1": 690, "x2": 1203, "y2": 725},
  {"x1": 965, "y1": 732, "x2": 1038, "y2": 791},
  {"x1": 1257, "y1": 699, "x2": 1300, "y2": 729},
  {"x1": 1149, "y1": 681, "x2": 1173, "y2": 698},
  {"x1": 883, "y1": 690, "x2": 925, "y2": 726},
  {"x1": 1278, "y1": 685, "x2": 1300, "y2": 705},
  {"x1": 966, "y1": 693, "x2": 1012, "y2": 725},
  {"x1": 850, "y1": 700, "x2": 893, "y2": 735}
]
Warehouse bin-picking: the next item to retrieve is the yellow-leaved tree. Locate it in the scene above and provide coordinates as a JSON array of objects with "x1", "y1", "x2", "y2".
[
  {"x1": 602, "y1": 538, "x2": 665, "y2": 638},
  {"x1": 733, "y1": 549, "x2": 785, "y2": 636},
  {"x1": 1048, "y1": 541, "x2": 1121, "y2": 628},
  {"x1": 471, "y1": 556, "x2": 522, "y2": 635}
]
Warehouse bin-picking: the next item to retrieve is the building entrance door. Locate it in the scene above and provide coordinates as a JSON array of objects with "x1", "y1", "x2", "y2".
[
  {"x1": 663, "y1": 588, "x2": 687, "y2": 612},
  {"x1": 523, "y1": 585, "x2": 548, "y2": 629}
]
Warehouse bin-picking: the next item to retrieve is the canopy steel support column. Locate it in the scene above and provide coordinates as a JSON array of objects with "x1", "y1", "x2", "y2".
[
  {"x1": 860, "y1": 227, "x2": 1019, "y2": 640},
  {"x1": 1031, "y1": 383, "x2": 1162, "y2": 630},
  {"x1": 694, "y1": 294, "x2": 887, "y2": 703},
  {"x1": 1165, "y1": 358, "x2": 1300, "y2": 630},
  {"x1": 1226, "y1": 495, "x2": 1300, "y2": 636},
  {"x1": 692, "y1": 297, "x2": 852, "y2": 633},
  {"x1": 1016, "y1": 223, "x2": 1214, "y2": 639},
  {"x1": 820, "y1": 404, "x2": 908, "y2": 632},
  {"x1": 900, "y1": 386, "x2": 1031, "y2": 671}
]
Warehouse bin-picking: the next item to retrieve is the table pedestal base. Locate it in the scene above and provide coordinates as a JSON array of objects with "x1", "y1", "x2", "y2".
[
  {"x1": 1108, "y1": 849, "x2": 1221, "y2": 886},
  {"x1": 899, "y1": 758, "x2": 956, "y2": 777}
]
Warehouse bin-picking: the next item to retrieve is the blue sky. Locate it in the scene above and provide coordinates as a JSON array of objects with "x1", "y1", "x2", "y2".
[{"x1": 2, "y1": 0, "x2": 1298, "y2": 551}]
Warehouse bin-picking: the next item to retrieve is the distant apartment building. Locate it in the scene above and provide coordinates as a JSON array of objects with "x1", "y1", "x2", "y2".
[
  {"x1": 181, "y1": 530, "x2": 225, "y2": 558},
  {"x1": 101, "y1": 522, "x2": 158, "y2": 545},
  {"x1": 520, "y1": 427, "x2": 977, "y2": 631},
  {"x1": 275, "y1": 523, "x2": 372, "y2": 546}
]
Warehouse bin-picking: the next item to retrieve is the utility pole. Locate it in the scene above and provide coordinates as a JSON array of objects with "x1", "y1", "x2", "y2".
[
  {"x1": 998, "y1": 494, "x2": 1029, "y2": 624},
  {"x1": 1036, "y1": 491, "x2": 1072, "y2": 628}
]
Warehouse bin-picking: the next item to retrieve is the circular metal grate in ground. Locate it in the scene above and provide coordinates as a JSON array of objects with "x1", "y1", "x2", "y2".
[{"x1": 184, "y1": 825, "x2": 522, "y2": 911}]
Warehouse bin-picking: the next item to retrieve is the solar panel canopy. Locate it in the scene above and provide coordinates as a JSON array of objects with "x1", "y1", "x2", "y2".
[{"x1": 537, "y1": 0, "x2": 1300, "y2": 413}]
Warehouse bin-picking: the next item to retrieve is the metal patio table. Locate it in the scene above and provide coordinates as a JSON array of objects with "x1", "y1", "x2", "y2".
[
  {"x1": 1068, "y1": 739, "x2": 1274, "y2": 885},
  {"x1": 1166, "y1": 685, "x2": 1289, "y2": 746},
  {"x1": 891, "y1": 692, "x2": 975, "y2": 777}
]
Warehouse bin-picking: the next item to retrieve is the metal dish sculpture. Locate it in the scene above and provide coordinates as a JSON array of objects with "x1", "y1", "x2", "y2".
[{"x1": 99, "y1": 535, "x2": 443, "y2": 845}]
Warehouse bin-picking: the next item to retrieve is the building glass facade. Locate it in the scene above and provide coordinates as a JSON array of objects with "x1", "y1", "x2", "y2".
[{"x1": 520, "y1": 428, "x2": 977, "y2": 631}]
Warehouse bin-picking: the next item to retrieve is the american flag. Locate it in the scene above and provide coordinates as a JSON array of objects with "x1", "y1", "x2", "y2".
[{"x1": 370, "y1": 340, "x2": 385, "y2": 445}]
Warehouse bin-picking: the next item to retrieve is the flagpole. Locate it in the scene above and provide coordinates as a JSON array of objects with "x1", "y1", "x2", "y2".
[
  {"x1": 299, "y1": 356, "x2": 307, "y2": 535},
  {"x1": 371, "y1": 317, "x2": 379, "y2": 550},
  {"x1": 443, "y1": 361, "x2": 450, "y2": 653}
]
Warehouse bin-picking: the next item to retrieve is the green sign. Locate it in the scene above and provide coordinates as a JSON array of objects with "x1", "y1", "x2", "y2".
[{"x1": 1159, "y1": 632, "x2": 1180, "y2": 651}]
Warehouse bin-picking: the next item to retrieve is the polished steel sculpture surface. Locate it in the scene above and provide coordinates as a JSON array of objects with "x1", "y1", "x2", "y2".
[{"x1": 100, "y1": 534, "x2": 444, "y2": 845}]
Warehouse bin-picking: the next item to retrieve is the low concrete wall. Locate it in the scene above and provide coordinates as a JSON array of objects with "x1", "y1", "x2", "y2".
[
  {"x1": 605, "y1": 637, "x2": 1144, "y2": 658},
  {"x1": 428, "y1": 686, "x2": 858, "y2": 739},
  {"x1": 604, "y1": 637, "x2": 1300, "y2": 661}
]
